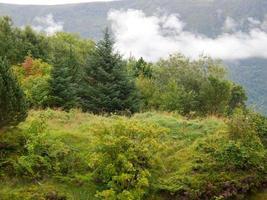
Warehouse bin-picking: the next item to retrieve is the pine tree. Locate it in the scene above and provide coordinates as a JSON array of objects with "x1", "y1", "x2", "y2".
[
  {"x1": 48, "y1": 50, "x2": 78, "y2": 110},
  {"x1": 0, "y1": 57, "x2": 28, "y2": 128},
  {"x1": 79, "y1": 29, "x2": 139, "y2": 114}
]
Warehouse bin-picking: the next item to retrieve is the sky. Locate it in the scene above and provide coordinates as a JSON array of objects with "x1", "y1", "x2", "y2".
[{"x1": 0, "y1": 0, "x2": 116, "y2": 5}]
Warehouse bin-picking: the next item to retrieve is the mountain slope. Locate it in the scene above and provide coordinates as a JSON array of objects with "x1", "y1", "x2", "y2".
[
  {"x1": 1, "y1": 0, "x2": 267, "y2": 39},
  {"x1": 0, "y1": 0, "x2": 267, "y2": 114}
]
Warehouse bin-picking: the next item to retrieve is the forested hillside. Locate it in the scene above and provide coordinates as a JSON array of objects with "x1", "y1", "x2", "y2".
[{"x1": 1, "y1": 0, "x2": 267, "y2": 114}]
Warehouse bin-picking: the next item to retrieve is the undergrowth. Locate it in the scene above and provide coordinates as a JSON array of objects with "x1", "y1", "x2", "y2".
[{"x1": 0, "y1": 109, "x2": 266, "y2": 200}]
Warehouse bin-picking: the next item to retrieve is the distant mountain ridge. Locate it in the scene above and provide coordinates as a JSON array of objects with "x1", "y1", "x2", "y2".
[
  {"x1": 0, "y1": 0, "x2": 267, "y2": 114},
  {"x1": 1, "y1": 0, "x2": 267, "y2": 39}
]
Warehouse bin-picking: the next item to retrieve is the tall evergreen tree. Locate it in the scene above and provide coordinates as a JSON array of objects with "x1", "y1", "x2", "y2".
[
  {"x1": 48, "y1": 45, "x2": 78, "y2": 110},
  {"x1": 0, "y1": 57, "x2": 28, "y2": 128},
  {"x1": 80, "y1": 29, "x2": 139, "y2": 113}
]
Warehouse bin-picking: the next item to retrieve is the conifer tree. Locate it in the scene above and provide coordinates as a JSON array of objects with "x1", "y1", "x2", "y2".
[
  {"x1": 80, "y1": 29, "x2": 139, "y2": 113},
  {"x1": 0, "y1": 57, "x2": 28, "y2": 128},
  {"x1": 48, "y1": 50, "x2": 78, "y2": 110}
]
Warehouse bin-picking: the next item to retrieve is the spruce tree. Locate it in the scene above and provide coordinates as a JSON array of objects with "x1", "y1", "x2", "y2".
[
  {"x1": 80, "y1": 29, "x2": 139, "y2": 113},
  {"x1": 48, "y1": 50, "x2": 78, "y2": 110},
  {"x1": 0, "y1": 57, "x2": 28, "y2": 128}
]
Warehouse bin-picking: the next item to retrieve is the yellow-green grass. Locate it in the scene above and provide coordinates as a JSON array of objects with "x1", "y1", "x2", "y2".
[{"x1": 0, "y1": 109, "x2": 265, "y2": 199}]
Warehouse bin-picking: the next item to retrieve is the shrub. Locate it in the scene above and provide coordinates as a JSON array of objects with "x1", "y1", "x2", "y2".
[
  {"x1": 215, "y1": 141, "x2": 265, "y2": 170},
  {"x1": 88, "y1": 119, "x2": 167, "y2": 199},
  {"x1": 216, "y1": 109, "x2": 267, "y2": 170},
  {"x1": 14, "y1": 115, "x2": 86, "y2": 180},
  {"x1": 248, "y1": 112, "x2": 267, "y2": 146},
  {"x1": 12, "y1": 56, "x2": 52, "y2": 108}
]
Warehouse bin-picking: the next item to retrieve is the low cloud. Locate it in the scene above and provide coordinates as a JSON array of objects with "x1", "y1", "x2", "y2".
[
  {"x1": 33, "y1": 14, "x2": 63, "y2": 35},
  {"x1": 108, "y1": 9, "x2": 267, "y2": 61},
  {"x1": 223, "y1": 17, "x2": 237, "y2": 32}
]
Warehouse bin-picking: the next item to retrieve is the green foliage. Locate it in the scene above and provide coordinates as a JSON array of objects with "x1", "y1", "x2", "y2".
[
  {"x1": 48, "y1": 32, "x2": 94, "y2": 110},
  {"x1": 0, "y1": 17, "x2": 51, "y2": 65},
  {"x1": 249, "y1": 112, "x2": 267, "y2": 144},
  {"x1": 2, "y1": 1, "x2": 267, "y2": 114},
  {"x1": 0, "y1": 182, "x2": 69, "y2": 200},
  {"x1": 0, "y1": 17, "x2": 16, "y2": 64},
  {"x1": 48, "y1": 55, "x2": 78, "y2": 110},
  {"x1": 80, "y1": 29, "x2": 140, "y2": 114},
  {"x1": 128, "y1": 57, "x2": 153, "y2": 78},
  {"x1": 0, "y1": 16, "x2": 248, "y2": 116},
  {"x1": 13, "y1": 116, "x2": 54, "y2": 179},
  {"x1": 13, "y1": 112, "x2": 87, "y2": 180},
  {"x1": 137, "y1": 54, "x2": 247, "y2": 116},
  {"x1": 228, "y1": 84, "x2": 247, "y2": 112},
  {"x1": 231, "y1": 109, "x2": 267, "y2": 147},
  {"x1": 0, "y1": 57, "x2": 28, "y2": 128},
  {"x1": 219, "y1": 109, "x2": 266, "y2": 170},
  {"x1": 89, "y1": 119, "x2": 166, "y2": 199},
  {"x1": 0, "y1": 14, "x2": 266, "y2": 200},
  {"x1": 199, "y1": 76, "x2": 231, "y2": 115},
  {"x1": 159, "y1": 81, "x2": 197, "y2": 115},
  {"x1": 214, "y1": 141, "x2": 265, "y2": 170},
  {"x1": 50, "y1": 32, "x2": 94, "y2": 82},
  {"x1": 16, "y1": 25, "x2": 52, "y2": 63},
  {"x1": 0, "y1": 110, "x2": 266, "y2": 199},
  {"x1": 12, "y1": 56, "x2": 52, "y2": 108}
]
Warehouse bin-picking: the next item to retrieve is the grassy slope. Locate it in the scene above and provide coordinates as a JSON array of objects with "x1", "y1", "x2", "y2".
[{"x1": 0, "y1": 110, "x2": 265, "y2": 199}]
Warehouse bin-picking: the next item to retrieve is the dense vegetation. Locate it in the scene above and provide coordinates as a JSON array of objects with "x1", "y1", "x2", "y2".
[
  {"x1": 0, "y1": 57, "x2": 27, "y2": 128},
  {"x1": 0, "y1": 16, "x2": 267, "y2": 199},
  {"x1": 1, "y1": 110, "x2": 266, "y2": 200},
  {"x1": 2, "y1": 0, "x2": 267, "y2": 115},
  {"x1": 0, "y1": 16, "x2": 247, "y2": 116}
]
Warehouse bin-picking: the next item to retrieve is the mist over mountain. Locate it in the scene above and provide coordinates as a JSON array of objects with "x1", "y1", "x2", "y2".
[
  {"x1": 0, "y1": 0, "x2": 267, "y2": 114},
  {"x1": 1, "y1": 0, "x2": 267, "y2": 39}
]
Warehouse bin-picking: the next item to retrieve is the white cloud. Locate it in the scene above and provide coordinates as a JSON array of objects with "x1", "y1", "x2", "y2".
[
  {"x1": 223, "y1": 17, "x2": 237, "y2": 32},
  {"x1": 33, "y1": 14, "x2": 63, "y2": 35},
  {"x1": 108, "y1": 9, "x2": 267, "y2": 61},
  {"x1": 247, "y1": 17, "x2": 261, "y2": 26},
  {"x1": 0, "y1": 0, "x2": 117, "y2": 5}
]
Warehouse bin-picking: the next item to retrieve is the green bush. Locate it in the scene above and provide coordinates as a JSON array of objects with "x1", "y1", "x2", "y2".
[
  {"x1": 249, "y1": 112, "x2": 267, "y2": 146},
  {"x1": 215, "y1": 141, "x2": 265, "y2": 170},
  {"x1": 12, "y1": 56, "x2": 52, "y2": 108},
  {"x1": 215, "y1": 109, "x2": 266, "y2": 170},
  {"x1": 88, "y1": 119, "x2": 167, "y2": 199},
  {"x1": 13, "y1": 115, "x2": 87, "y2": 180}
]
